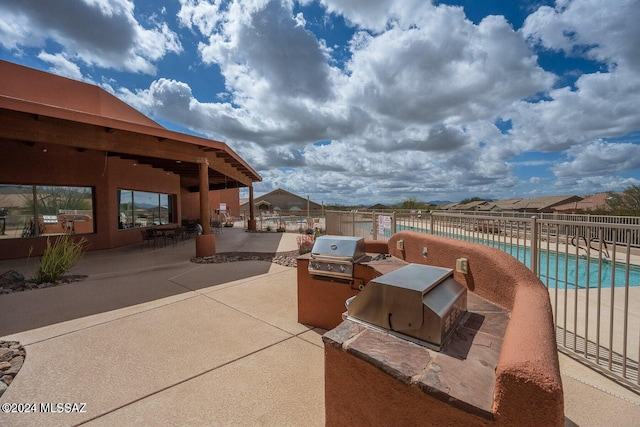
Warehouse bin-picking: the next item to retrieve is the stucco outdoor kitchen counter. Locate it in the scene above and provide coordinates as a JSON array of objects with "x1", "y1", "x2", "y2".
[{"x1": 323, "y1": 291, "x2": 510, "y2": 419}]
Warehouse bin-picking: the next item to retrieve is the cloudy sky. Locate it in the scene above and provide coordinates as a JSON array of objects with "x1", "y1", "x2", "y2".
[{"x1": 1, "y1": 0, "x2": 639, "y2": 205}]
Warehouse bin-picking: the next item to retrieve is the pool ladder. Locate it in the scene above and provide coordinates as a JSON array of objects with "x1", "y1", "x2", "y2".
[{"x1": 570, "y1": 235, "x2": 610, "y2": 259}]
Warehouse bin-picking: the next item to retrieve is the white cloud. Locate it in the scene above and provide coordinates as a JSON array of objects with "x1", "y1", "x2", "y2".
[
  {"x1": 316, "y1": 0, "x2": 437, "y2": 33},
  {"x1": 552, "y1": 140, "x2": 640, "y2": 177},
  {"x1": 104, "y1": 0, "x2": 640, "y2": 203},
  {"x1": 120, "y1": 0, "x2": 566, "y2": 203},
  {"x1": 506, "y1": 68, "x2": 640, "y2": 154},
  {"x1": 505, "y1": 0, "x2": 640, "y2": 157},
  {"x1": 551, "y1": 175, "x2": 640, "y2": 196},
  {"x1": 36, "y1": 52, "x2": 84, "y2": 81},
  {"x1": 342, "y1": 11, "x2": 555, "y2": 128},
  {"x1": 196, "y1": 0, "x2": 336, "y2": 102},
  {"x1": 170, "y1": 1, "x2": 553, "y2": 149},
  {"x1": 177, "y1": 0, "x2": 225, "y2": 35},
  {"x1": 4, "y1": 0, "x2": 639, "y2": 204},
  {"x1": 0, "y1": 0, "x2": 182, "y2": 74},
  {"x1": 522, "y1": 0, "x2": 640, "y2": 69}
]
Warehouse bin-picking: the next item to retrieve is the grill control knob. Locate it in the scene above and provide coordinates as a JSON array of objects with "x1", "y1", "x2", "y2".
[
  {"x1": 327, "y1": 264, "x2": 333, "y2": 270},
  {"x1": 339, "y1": 265, "x2": 346, "y2": 272}
]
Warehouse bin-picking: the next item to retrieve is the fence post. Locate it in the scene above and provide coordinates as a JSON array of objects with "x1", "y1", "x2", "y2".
[
  {"x1": 430, "y1": 211, "x2": 435, "y2": 235},
  {"x1": 352, "y1": 210, "x2": 356, "y2": 237},
  {"x1": 372, "y1": 212, "x2": 377, "y2": 240},
  {"x1": 530, "y1": 216, "x2": 538, "y2": 274},
  {"x1": 392, "y1": 212, "x2": 396, "y2": 235}
]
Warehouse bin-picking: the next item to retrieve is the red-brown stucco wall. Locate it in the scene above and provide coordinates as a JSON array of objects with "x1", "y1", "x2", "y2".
[
  {"x1": 324, "y1": 231, "x2": 564, "y2": 426},
  {"x1": 180, "y1": 187, "x2": 240, "y2": 222},
  {"x1": 0, "y1": 139, "x2": 180, "y2": 259},
  {"x1": 297, "y1": 255, "x2": 381, "y2": 330},
  {"x1": 104, "y1": 153, "x2": 181, "y2": 248},
  {"x1": 324, "y1": 343, "x2": 491, "y2": 427}
]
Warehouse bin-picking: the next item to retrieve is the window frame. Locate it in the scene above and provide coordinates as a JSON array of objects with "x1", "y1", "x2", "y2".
[
  {"x1": 0, "y1": 184, "x2": 95, "y2": 238},
  {"x1": 117, "y1": 188, "x2": 176, "y2": 230}
]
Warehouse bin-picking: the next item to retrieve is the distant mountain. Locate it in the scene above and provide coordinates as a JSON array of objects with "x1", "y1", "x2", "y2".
[{"x1": 429, "y1": 200, "x2": 452, "y2": 205}]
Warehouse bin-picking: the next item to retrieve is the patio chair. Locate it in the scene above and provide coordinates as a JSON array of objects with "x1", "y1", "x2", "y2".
[
  {"x1": 211, "y1": 220, "x2": 222, "y2": 234},
  {"x1": 181, "y1": 221, "x2": 198, "y2": 240},
  {"x1": 140, "y1": 229, "x2": 158, "y2": 248},
  {"x1": 163, "y1": 227, "x2": 178, "y2": 247}
]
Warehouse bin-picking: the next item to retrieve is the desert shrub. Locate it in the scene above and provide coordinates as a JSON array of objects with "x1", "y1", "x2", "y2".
[{"x1": 35, "y1": 234, "x2": 87, "y2": 284}]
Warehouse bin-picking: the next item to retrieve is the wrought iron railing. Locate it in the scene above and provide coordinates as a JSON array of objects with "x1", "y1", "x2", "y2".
[{"x1": 325, "y1": 210, "x2": 640, "y2": 392}]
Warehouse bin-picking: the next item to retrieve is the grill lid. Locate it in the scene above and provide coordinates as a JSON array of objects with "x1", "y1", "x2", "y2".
[
  {"x1": 345, "y1": 264, "x2": 467, "y2": 350},
  {"x1": 311, "y1": 235, "x2": 366, "y2": 262}
]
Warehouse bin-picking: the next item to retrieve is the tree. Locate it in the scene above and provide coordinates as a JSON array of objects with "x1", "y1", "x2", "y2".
[
  {"x1": 607, "y1": 185, "x2": 640, "y2": 216},
  {"x1": 397, "y1": 197, "x2": 435, "y2": 210},
  {"x1": 21, "y1": 186, "x2": 92, "y2": 215},
  {"x1": 399, "y1": 197, "x2": 421, "y2": 210}
]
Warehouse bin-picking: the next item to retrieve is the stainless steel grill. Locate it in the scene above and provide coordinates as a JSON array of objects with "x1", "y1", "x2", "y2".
[
  {"x1": 308, "y1": 235, "x2": 366, "y2": 280},
  {"x1": 345, "y1": 264, "x2": 467, "y2": 350}
]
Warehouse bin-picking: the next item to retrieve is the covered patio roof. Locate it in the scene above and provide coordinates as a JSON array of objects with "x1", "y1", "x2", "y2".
[{"x1": 0, "y1": 60, "x2": 261, "y2": 191}]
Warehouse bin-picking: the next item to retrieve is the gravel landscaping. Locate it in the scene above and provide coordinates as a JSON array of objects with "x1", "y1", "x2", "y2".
[
  {"x1": 192, "y1": 250, "x2": 300, "y2": 268},
  {"x1": 0, "y1": 341, "x2": 25, "y2": 398}
]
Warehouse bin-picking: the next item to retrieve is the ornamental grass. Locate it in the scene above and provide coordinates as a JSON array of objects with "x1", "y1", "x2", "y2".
[{"x1": 35, "y1": 234, "x2": 87, "y2": 284}]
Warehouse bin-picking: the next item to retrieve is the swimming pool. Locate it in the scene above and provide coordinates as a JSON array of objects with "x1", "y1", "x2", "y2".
[
  {"x1": 500, "y1": 243, "x2": 639, "y2": 290},
  {"x1": 393, "y1": 225, "x2": 640, "y2": 289}
]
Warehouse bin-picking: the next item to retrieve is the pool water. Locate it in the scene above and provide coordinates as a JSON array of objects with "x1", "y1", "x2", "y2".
[
  {"x1": 393, "y1": 225, "x2": 640, "y2": 289},
  {"x1": 507, "y1": 246, "x2": 639, "y2": 290}
]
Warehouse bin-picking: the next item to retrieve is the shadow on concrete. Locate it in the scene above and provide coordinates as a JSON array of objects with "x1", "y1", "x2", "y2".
[{"x1": 0, "y1": 229, "x2": 288, "y2": 337}]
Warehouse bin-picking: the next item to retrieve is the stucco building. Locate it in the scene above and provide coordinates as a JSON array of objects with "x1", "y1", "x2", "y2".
[{"x1": 0, "y1": 60, "x2": 261, "y2": 260}]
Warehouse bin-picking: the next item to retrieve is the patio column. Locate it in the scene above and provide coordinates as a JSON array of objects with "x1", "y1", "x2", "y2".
[
  {"x1": 196, "y1": 157, "x2": 216, "y2": 257},
  {"x1": 248, "y1": 184, "x2": 257, "y2": 231}
]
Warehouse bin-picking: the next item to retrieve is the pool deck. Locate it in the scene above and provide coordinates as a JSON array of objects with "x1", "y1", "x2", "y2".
[{"x1": 0, "y1": 228, "x2": 638, "y2": 426}]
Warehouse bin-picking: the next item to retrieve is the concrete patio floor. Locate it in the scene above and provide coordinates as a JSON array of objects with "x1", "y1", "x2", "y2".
[{"x1": 0, "y1": 228, "x2": 638, "y2": 426}]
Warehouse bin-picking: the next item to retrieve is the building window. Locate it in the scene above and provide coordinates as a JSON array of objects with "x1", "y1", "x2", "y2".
[
  {"x1": 0, "y1": 184, "x2": 94, "y2": 238},
  {"x1": 117, "y1": 189, "x2": 175, "y2": 229}
]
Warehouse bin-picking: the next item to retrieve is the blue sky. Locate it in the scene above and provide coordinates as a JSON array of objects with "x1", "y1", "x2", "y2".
[{"x1": 1, "y1": 0, "x2": 639, "y2": 205}]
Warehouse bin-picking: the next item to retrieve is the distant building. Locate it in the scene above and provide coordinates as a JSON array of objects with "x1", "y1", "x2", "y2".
[
  {"x1": 510, "y1": 195, "x2": 583, "y2": 213},
  {"x1": 440, "y1": 195, "x2": 584, "y2": 214},
  {"x1": 492, "y1": 198, "x2": 525, "y2": 211},
  {"x1": 440, "y1": 200, "x2": 496, "y2": 211},
  {"x1": 240, "y1": 188, "x2": 323, "y2": 216},
  {"x1": 368, "y1": 204, "x2": 389, "y2": 210},
  {"x1": 438, "y1": 202, "x2": 460, "y2": 210},
  {"x1": 553, "y1": 193, "x2": 612, "y2": 213},
  {"x1": 455, "y1": 200, "x2": 493, "y2": 211}
]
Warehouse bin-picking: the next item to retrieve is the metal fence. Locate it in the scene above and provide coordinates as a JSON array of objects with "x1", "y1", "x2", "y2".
[
  {"x1": 242, "y1": 210, "x2": 325, "y2": 233},
  {"x1": 325, "y1": 210, "x2": 640, "y2": 392}
]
